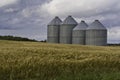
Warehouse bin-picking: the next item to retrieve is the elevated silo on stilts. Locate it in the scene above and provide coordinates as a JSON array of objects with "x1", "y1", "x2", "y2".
[
  {"x1": 60, "y1": 16, "x2": 78, "y2": 44},
  {"x1": 47, "y1": 16, "x2": 62, "y2": 43},
  {"x1": 72, "y1": 21, "x2": 88, "y2": 45},
  {"x1": 86, "y1": 20, "x2": 107, "y2": 46}
]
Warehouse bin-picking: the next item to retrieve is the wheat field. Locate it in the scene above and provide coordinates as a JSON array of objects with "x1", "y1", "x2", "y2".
[{"x1": 0, "y1": 40, "x2": 120, "y2": 80}]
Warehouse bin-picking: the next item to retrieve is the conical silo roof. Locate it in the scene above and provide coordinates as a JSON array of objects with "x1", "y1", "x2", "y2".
[
  {"x1": 73, "y1": 21, "x2": 88, "y2": 30},
  {"x1": 62, "y1": 16, "x2": 78, "y2": 25},
  {"x1": 87, "y1": 20, "x2": 106, "y2": 30},
  {"x1": 48, "y1": 16, "x2": 62, "y2": 26}
]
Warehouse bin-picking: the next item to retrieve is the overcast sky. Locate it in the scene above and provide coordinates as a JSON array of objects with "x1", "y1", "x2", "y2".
[{"x1": 0, "y1": 0, "x2": 120, "y2": 43}]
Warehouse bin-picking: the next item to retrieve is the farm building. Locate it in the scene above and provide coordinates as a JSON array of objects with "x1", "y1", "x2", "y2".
[{"x1": 47, "y1": 16, "x2": 107, "y2": 46}]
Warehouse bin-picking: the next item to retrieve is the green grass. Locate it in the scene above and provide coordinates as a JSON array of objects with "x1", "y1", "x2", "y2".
[{"x1": 0, "y1": 40, "x2": 120, "y2": 80}]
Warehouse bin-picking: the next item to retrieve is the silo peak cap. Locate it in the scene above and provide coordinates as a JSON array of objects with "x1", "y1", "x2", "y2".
[
  {"x1": 48, "y1": 16, "x2": 62, "y2": 26},
  {"x1": 68, "y1": 15, "x2": 72, "y2": 17},
  {"x1": 87, "y1": 20, "x2": 107, "y2": 30},
  {"x1": 73, "y1": 21, "x2": 88, "y2": 30},
  {"x1": 81, "y1": 20, "x2": 85, "y2": 22},
  {"x1": 95, "y1": 20, "x2": 99, "y2": 21},
  {"x1": 62, "y1": 16, "x2": 78, "y2": 25},
  {"x1": 55, "y1": 16, "x2": 59, "y2": 18}
]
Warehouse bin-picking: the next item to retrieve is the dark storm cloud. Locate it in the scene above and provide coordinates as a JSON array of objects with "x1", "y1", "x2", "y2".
[
  {"x1": 0, "y1": 0, "x2": 120, "y2": 43},
  {"x1": 0, "y1": 0, "x2": 49, "y2": 29},
  {"x1": 0, "y1": 0, "x2": 50, "y2": 41}
]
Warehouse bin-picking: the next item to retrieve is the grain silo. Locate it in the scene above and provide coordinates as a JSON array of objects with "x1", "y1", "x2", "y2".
[
  {"x1": 47, "y1": 16, "x2": 62, "y2": 43},
  {"x1": 72, "y1": 21, "x2": 88, "y2": 45},
  {"x1": 60, "y1": 16, "x2": 78, "y2": 44},
  {"x1": 86, "y1": 20, "x2": 107, "y2": 46}
]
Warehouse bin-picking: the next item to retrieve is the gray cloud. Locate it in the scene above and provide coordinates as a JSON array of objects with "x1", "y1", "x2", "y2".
[
  {"x1": 0, "y1": 0, "x2": 18, "y2": 7},
  {"x1": 0, "y1": 0, "x2": 120, "y2": 43}
]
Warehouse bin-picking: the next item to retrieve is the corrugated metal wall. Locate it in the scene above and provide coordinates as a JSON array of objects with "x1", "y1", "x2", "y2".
[
  {"x1": 72, "y1": 30, "x2": 86, "y2": 45},
  {"x1": 72, "y1": 21, "x2": 88, "y2": 45},
  {"x1": 86, "y1": 30, "x2": 107, "y2": 46},
  {"x1": 47, "y1": 17, "x2": 108, "y2": 46},
  {"x1": 47, "y1": 25, "x2": 60, "y2": 43},
  {"x1": 47, "y1": 17, "x2": 62, "y2": 43},
  {"x1": 60, "y1": 16, "x2": 77, "y2": 44},
  {"x1": 60, "y1": 25, "x2": 76, "y2": 44}
]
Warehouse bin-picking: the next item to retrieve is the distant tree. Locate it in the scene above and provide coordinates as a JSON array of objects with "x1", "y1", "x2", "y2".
[
  {"x1": 40, "y1": 40, "x2": 47, "y2": 43},
  {"x1": 0, "y1": 35, "x2": 37, "y2": 42},
  {"x1": 108, "y1": 44, "x2": 120, "y2": 46}
]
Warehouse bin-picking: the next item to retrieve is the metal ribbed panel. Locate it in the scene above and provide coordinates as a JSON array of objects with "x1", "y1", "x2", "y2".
[
  {"x1": 60, "y1": 16, "x2": 77, "y2": 44},
  {"x1": 48, "y1": 16, "x2": 62, "y2": 26},
  {"x1": 87, "y1": 20, "x2": 106, "y2": 30},
  {"x1": 86, "y1": 20, "x2": 107, "y2": 46},
  {"x1": 73, "y1": 21, "x2": 88, "y2": 30},
  {"x1": 72, "y1": 30, "x2": 86, "y2": 45},
  {"x1": 72, "y1": 21, "x2": 88, "y2": 45},
  {"x1": 47, "y1": 16, "x2": 62, "y2": 43},
  {"x1": 62, "y1": 15, "x2": 78, "y2": 25},
  {"x1": 60, "y1": 25, "x2": 76, "y2": 44}
]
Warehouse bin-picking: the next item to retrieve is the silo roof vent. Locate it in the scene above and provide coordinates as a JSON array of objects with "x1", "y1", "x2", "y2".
[
  {"x1": 73, "y1": 20, "x2": 88, "y2": 30},
  {"x1": 62, "y1": 15, "x2": 78, "y2": 25},
  {"x1": 87, "y1": 20, "x2": 107, "y2": 30},
  {"x1": 48, "y1": 16, "x2": 62, "y2": 26}
]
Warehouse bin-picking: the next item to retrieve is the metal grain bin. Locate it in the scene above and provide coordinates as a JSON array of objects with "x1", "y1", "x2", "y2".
[
  {"x1": 47, "y1": 16, "x2": 62, "y2": 43},
  {"x1": 86, "y1": 20, "x2": 107, "y2": 46},
  {"x1": 72, "y1": 21, "x2": 88, "y2": 45},
  {"x1": 60, "y1": 16, "x2": 78, "y2": 44}
]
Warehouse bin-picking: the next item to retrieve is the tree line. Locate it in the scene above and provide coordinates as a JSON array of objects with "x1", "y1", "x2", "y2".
[{"x1": 0, "y1": 35, "x2": 37, "y2": 42}]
